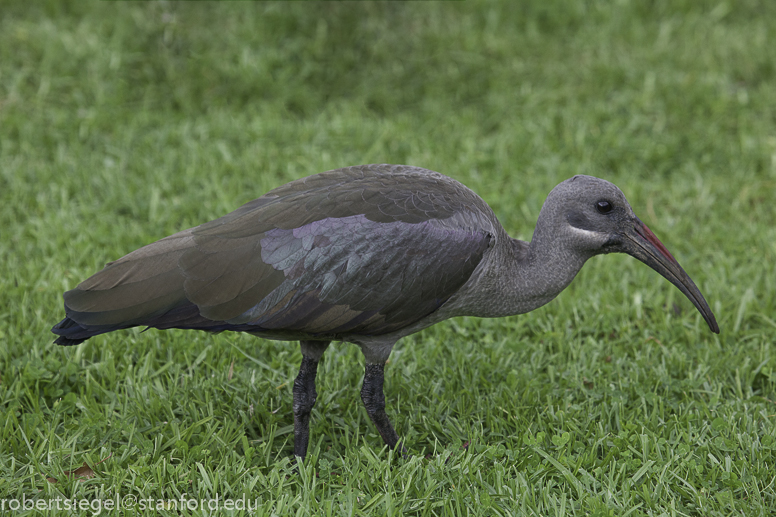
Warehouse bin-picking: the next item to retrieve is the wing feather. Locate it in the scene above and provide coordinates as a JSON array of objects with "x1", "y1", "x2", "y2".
[{"x1": 58, "y1": 165, "x2": 497, "y2": 340}]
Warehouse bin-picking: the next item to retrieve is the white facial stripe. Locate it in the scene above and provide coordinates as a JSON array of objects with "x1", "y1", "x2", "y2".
[{"x1": 569, "y1": 226, "x2": 602, "y2": 239}]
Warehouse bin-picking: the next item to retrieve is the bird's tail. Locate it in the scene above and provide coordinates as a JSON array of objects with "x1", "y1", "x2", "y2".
[{"x1": 51, "y1": 317, "x2": 118, "y2": 346}]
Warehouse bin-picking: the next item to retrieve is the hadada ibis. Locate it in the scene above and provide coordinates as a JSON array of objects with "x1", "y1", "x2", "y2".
[{"x1": 52, "y1": 164, "x2": 719, "y2": 459}]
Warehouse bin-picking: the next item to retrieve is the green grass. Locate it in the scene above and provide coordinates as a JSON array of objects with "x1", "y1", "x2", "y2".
[{"x1": 2, "y1": 0, "x2": 775, "y2": 515}]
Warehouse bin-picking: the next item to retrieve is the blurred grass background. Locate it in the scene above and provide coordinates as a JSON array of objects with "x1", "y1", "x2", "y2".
[{"x1": 1, "y1": 0, "x2": 775, "y2": 515}]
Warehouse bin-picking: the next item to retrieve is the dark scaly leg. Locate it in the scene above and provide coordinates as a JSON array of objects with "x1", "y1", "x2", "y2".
[
  {"x1": 293, "y1": 340, "x2": 329, "y2": 460},
  {"x1": 361, "y1": 362, "x2": 402, "y2": 451}
]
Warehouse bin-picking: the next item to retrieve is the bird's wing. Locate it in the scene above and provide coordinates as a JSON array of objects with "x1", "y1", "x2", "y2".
[
  {"x1": 63, "y1": 229, "x2": 194, "y2": 327},
  {"x1": 184, "y1": 213, "x2": 491, "y2": 335},
  {"x1": 63, "y1": 165, "x2": 493, "y2": 336}
]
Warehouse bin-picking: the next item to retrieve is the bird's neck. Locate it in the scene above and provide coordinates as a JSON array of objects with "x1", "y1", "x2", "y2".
[
  {"x1": 449, "y1": 224, "x2": 592, "y2": 319},
  {"x1": 515, "y1": 226, "x2": 592, "y2": 312}
]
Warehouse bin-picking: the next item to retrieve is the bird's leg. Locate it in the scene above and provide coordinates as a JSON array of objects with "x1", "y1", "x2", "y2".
[
  {"x1": 361, "y1": 362, "x2": 403, "y2": 452},
  {"x1": 293, "y1": 340, "x2": 330, "y2": 460}
]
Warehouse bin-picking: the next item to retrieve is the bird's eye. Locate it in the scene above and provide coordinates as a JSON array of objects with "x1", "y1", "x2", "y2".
[{"x1": 596, "y1": 200, "x2": 613, "y2": 214}]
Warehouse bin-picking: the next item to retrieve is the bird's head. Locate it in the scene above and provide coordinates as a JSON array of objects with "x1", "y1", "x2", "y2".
[{"x1": 542, "y1": 174, "x2": 719, "y2": 333}]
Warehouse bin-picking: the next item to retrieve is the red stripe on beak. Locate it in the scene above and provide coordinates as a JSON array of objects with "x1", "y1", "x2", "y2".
[{"x1": 636, "y1": 220, "x2": 677, "y2": 263}]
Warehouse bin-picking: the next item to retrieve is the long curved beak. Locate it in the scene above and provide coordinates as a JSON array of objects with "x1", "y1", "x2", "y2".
[{"x1": 620, "y1": 217, "x2": 719, "y2": 333}]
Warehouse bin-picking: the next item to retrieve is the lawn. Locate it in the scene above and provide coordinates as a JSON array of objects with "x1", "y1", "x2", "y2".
[{"x1": 1, "y1": 0, "x2": 775, "y2": 515}]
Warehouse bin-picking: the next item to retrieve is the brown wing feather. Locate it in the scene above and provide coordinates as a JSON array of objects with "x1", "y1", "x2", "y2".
[{"x1": 59, "y1": 165, "x2": 497, "y2": 339}]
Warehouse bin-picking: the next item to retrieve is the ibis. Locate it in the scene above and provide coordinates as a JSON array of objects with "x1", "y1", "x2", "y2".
[{"x1": 52, "y1": 164, "x2": 719, "y2": 459}]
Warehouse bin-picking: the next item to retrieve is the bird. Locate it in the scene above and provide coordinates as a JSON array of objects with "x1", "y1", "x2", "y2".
[{"x1": 52, "y1": 164, "x2": 719, "y2": 459}]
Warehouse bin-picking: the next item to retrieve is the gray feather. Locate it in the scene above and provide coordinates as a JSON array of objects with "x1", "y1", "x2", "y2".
[{"x1": 60, "y1": 165, "x2": 496, "y2": 339}]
